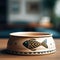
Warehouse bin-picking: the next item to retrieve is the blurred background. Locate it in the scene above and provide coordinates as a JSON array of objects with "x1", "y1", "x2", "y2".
[{"x1": 0, "y1": 0, "x2": 60, "y2": 38}]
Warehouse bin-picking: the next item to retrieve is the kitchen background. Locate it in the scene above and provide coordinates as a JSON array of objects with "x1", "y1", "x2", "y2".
[{"x1": 0, "y1": 0, "x2": 60, "y2": 38}]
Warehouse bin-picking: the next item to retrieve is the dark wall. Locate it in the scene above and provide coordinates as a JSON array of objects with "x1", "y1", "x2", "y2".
[
  {"x1": 43, "y1": 0, "x2": 56, "y2": 9},
  {"x1": 0, "y1": 0, "x2": 6, "y2": 24}
]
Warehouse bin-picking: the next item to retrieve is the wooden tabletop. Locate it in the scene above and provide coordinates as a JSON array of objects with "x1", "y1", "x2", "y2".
[{"x1": 0, "y1": 39, "x2": 60, "y2": 60}]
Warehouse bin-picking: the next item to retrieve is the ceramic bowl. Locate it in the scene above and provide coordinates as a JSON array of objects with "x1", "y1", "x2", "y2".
[{"x1": 7, "y1": 32, "x2": 56, "y2": 55}]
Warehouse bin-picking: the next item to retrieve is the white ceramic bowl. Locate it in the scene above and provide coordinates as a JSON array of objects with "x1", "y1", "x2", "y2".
[{"x1": 7, "y1": 32, "x2": 56, "y2": 55}]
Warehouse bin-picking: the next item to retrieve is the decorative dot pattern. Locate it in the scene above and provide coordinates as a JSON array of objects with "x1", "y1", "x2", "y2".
[{"x1": 6, "y1": 49, "x2": 56, "y2": 55}]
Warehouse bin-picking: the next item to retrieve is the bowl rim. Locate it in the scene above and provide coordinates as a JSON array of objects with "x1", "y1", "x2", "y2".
[{"x1": 10, "y1": 32, "x2": 53, "y2": 38}]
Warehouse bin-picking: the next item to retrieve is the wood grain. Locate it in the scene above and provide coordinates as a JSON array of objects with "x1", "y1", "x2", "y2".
[{"x1": 0, "y1": 39, "x2": 60, "y2": 60}]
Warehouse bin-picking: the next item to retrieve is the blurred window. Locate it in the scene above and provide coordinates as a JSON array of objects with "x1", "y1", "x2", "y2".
[
  {"x1": 26, "y1": 0, "x2": 41, "y2": 14},
  {"x1": 9, "y1": 0, "x2": 20, "y2": 14}
]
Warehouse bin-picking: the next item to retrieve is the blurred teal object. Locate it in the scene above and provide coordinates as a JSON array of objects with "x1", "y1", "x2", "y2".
[
  {"x1": 12, "y1": 21, "x2": 29, "y2": 25},
  {"x1": 0, "y1": 21, "x2": 29, "y2": 38},
  {"x1": 0, "y1": 28, "x2": 24, "y2": 38},
  {"x1": 36, "y1": 27, "x2": 60, "y2": 38}
]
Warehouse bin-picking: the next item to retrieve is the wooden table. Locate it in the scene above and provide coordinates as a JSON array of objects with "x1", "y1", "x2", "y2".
[{"x1": 0, "y1": 39, "x2": 60, "y2": 60}]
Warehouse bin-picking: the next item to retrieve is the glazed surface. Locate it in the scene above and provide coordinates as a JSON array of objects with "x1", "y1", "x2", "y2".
[{"x1": 10, "y1": 32, "x2": 52, "y2": 37}]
